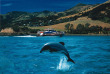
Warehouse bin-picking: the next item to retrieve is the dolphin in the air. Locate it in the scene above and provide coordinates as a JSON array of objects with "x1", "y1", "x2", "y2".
[{"x1": 40, "y1": 42, "x2": 75, "y2": 63}]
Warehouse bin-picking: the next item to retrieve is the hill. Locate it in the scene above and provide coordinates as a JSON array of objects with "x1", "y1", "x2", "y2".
[
  {"x1": 55, "y1": 3, "x2": 96, "y2": 19},
  {"x1": 32, "y1": 17, "x2": 109, "y2": 31},
  {"x1": 53, "y1": 1, "x2": 110, "y2": 30},
  {"x1": 65, "y1": 3, "x2": 96, "y2": 14},
  {"x1": 0, "y1": 1, "x2": 110, "y2": 34},
  {"x1": 0, "y1": 10, "x2": 56, "y2": 29},
  {"x1": 1, "y1": 10, "x2": 56, "y2": 22},
  {"x1": 32, "y1": 1, "x2": 110, "y2": 34}
]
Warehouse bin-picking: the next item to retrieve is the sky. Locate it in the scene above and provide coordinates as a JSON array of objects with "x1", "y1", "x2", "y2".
[{"x1": 0, "y1": 0, "x2": 108, "y2": 14}]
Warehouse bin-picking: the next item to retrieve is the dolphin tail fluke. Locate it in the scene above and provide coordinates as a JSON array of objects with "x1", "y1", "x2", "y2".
[{"x1": 67, "y1": 58, "x2": 75, "y2": 64}]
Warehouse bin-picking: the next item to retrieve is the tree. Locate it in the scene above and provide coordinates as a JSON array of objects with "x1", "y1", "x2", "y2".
[
  {"x1": 85, "y1": 23, "x2": 90, "y2": 33},
  {"x1": 58, "y1": 13, "x2": 65, "y2": 17},
  {"x1": 102, "y1": 27, "x2": 108, "y2": 34},
  {"x1": 70, "y1": 24, "x2": 74, "y2": 33},
  {"x1": 29, "y1": 29, "x2": 40, "y2": 33},
  {"x1": 76, "y1": 24, "x2": 84, "y2": 30},
  {"x1": 21, "y1": 26, "x2": 29, "y2": 32},
  {"x1": 89, "y1": 25, "x2": 101, "y2": 34},
  {"x1": 12, "y1": 25, "x2": 20, "y2": 32},
  {"x1": 76, "y1": 24, "x2": 86, "y2": 34},
  {"x1": 65, "y1": 23, "x2": 70, "y2": 33},
  {"x1": 85, "y1": 23, "x2": 90, "y2": 28}
]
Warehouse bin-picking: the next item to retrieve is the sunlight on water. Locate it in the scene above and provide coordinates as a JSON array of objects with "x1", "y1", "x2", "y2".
[{"x1": 57, "y1": 56, "x2": 74, "y2": 71}]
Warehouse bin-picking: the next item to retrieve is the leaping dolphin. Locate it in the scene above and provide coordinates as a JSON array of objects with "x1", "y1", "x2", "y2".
[{"x1": 40, "y1": 42, "x2": 75, "y2": 63}]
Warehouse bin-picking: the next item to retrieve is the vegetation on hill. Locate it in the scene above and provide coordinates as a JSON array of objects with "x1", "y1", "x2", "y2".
[
  {"x1": 0, "y1": 2, "x2": 110, "y2": 35},
  {"x1": 82, "y1": 2, "x2": 110, "y2": 23},
  {"x1": 65, "y1": 23, "x2": 109, "y2": 34},
  {"x1": 64, "y1": 3, "x2": 96, "y2": 16}
]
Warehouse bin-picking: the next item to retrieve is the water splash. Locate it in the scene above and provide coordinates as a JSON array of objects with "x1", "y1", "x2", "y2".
[{"x1": 57, "y1": 56, "x2": 74, "y2": 71}]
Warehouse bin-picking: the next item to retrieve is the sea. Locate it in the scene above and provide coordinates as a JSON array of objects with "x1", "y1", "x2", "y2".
[{"x1": 0, "y1": 35, "x2": 110, "y2": 74}]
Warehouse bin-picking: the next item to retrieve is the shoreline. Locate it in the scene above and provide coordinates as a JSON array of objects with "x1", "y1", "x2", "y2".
[
  {"x1": 0, "y1": 33, "x2": 110, "y2": 36},
  {"x1": 65, "y1": 34, "x2": 110, "y2": 36}
]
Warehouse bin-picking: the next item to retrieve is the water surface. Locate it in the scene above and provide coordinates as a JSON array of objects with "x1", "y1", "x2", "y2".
[{"x1": 0, "y1": 36, "x2": 110, "y2": 74}]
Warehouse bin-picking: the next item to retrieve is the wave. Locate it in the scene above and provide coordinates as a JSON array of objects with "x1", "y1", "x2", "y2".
[
  {"x1": 0, "y1": 56, "x2": 14, "y2": 73},
  {"x1": 13, "y1": 35, "x2": 36, "y2": 37},
  {"x1": 0, "y1": 36, "x2": 9, "y2": 37}
]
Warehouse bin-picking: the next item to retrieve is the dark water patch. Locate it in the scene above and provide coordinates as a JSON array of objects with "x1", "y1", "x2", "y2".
[
  {"x1": 14, "y1": 55, "x2": 20, "y2": 57},
  {"x1": 86, "y1": 71, "x2": 105, "y2": 74},
  {"x1": 94, "y1": 65, "x2": 110, "y2": 70},
  {"x1": 3, "y1": 51, "x2": 15, "y2": 56},
  {"x1": 100, "y1": 48, "x2": 110, "y2": 52},
  {"x1": 0, "y1": 45, "x2": 7, "y2": 49},
  {"x1": 73, "y1": 54, "x2": 82, "y2": 58},
  {"x1": 73, "y1": 51, "x2": 87, "y2": 59},
  {"x1": 67, "y1": 46, "x2": 78, "y2": 49},
  {"x1": 0, "y1": 56, "x2": 15, "y2": 74},
  {"x1": 21, "y1": 55, "x2": 29, "y2": 58},
  {"x1": 3, "y1": 50, "x2": 11, "y2": 53},
  {"x1": 107, "y1": 69, "x2": 110, "y2": 73},
  {"x1": 16, "y1": 45, "x2": 29, "y2": 48},
  {"x1": 87, "y1": 52, "x2": 110, "y2": 62},
  {"x1": 103, "y1": 55, "x2": 110, "y2": 59}
]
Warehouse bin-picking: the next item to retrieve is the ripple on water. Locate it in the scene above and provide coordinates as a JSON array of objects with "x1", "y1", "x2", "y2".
[{"x1": 0, "y1": 36, "x2": 110, "y2": 73}]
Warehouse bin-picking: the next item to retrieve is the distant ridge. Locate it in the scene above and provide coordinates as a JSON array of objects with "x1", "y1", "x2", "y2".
[{"x1": 65, "y1": 3, "x2": 96, "y2": 12}]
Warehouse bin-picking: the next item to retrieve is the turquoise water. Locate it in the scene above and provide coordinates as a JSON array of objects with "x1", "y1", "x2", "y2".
[{"x1": 0, "y1": 36, "x2": 110, "y2": 74}]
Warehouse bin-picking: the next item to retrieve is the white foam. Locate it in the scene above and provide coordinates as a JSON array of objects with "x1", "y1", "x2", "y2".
[
  {"x1": 0, "y1": 36, "x2": 9, "y2": 37},
  {"x1": 14, "y1": 35, "x2": 36, "y2": 37},
  {"x1": 57, "y1": 56, "x2": 74, "y2": 71}
]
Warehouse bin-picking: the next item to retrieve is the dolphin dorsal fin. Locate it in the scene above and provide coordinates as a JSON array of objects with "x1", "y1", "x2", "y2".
[{"x1": 59, "y1": 42, "x2": 65, "y2": 46}]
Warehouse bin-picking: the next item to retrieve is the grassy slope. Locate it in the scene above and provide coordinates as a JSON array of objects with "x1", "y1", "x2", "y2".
[
  {"x1": 30, "y1": 1, "x2": 110, "y2": 31},
  {"x1": 30, "y1": 17, "x2": 110, "y2": 31}
]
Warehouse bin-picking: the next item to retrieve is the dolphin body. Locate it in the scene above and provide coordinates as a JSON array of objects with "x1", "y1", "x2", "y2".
[{"x1": 40, "y1": 42, "x2": 75, "y2": 63}]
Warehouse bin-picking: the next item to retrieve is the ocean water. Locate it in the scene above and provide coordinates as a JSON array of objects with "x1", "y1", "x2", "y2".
[{"x1": 0, "y1": 35, "x2": 110, "y2": 74}]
